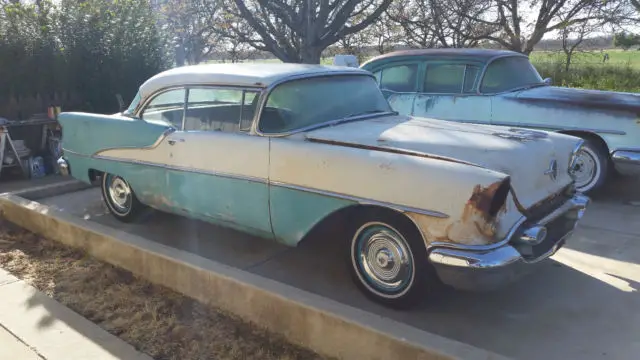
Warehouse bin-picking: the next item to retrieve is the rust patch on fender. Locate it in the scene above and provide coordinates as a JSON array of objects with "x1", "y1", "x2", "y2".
[{"x1": 407, "y1": 181, "x2": 508, "y2": 246}]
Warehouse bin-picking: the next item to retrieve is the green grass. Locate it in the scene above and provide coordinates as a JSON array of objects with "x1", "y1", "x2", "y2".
[{"x1": 530, "y1": 49, "x2": 640, "y2": 69}]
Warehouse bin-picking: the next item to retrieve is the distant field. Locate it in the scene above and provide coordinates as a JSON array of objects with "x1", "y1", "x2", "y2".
[{"x1": 530, "y1": 49, "x2": 640, "y2": 69}]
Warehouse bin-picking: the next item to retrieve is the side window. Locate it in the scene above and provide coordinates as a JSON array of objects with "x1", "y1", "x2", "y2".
[
  {"x1": 378, "y1": 64, "x2": 419, "y2": 93},
  {"x1": 423, "y1": 64, "x2": 481, "y2": 94},
  {"x1": 463, "y1": 66, "x2": 480, "y2": 93},
  {"x1": 184, "y1": 88, "x2": 260, "y2": 133},
  {"x1": 141, "y1": 88, "x2": 186, "y2": 129},
  {"x1": 423, "y1": 64, "x2": 465, "y2": 94}
]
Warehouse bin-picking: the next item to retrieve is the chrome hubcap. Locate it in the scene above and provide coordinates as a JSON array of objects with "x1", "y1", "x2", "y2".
[
  {"x1": 355, "y1": 224, "x2": 413, "y2": 295},
  {"x1": 572, "y1": 149, "x2": 597, "y2": 190},
  {"x1": 107, "y1": 176, "x2": 132, "y2": 213}
]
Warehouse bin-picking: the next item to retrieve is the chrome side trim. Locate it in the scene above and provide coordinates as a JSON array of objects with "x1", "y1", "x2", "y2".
[
  {"x1": 489, "y1": 121, "x2": 626, "y2": 136},
  {"x1": 269, "y1": 181, "x2": 449, "y2": 219},
  {"x1": 89, "y1": 128, "x2": 177, "y2": 156},
  {"x1": 61, "y1": 148, "x2": 86, "y2": 157},
  {"x1": 73, "y1": 153, "x2": 449, "y2": 219},
  {"x1": 91, "y1": 155, "x2": 268, "y2": 184},
  {"x1": 611, "y1": 147, "x2": 640, "y2": 157}
]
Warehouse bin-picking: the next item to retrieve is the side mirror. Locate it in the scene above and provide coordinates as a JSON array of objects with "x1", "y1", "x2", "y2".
[{"x1": 543, "y1": 77, "x2": 553, "y2": 85}]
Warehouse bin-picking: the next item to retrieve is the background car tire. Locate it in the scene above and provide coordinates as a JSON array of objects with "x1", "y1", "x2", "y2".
[
  {"x1": 101, "y1": 173, "x2": 146, "y2": 223},
  {"x1": 347, "y1": 209, "x2": 437, "y2": 309},
  {"x1": 572, "y1": 139, "x2": 609, "y2": 194}
]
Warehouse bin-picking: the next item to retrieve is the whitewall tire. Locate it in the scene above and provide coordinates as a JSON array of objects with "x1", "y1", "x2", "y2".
[
  {"x1": 101, "y1": 173, "x2": 146, "y2": 223},
  {"x1": 571, "y1": 140, "x2": 608, "y2": 194},
  {"x1": 347, "y1": 211, "x2": 436, "y2": 309}
]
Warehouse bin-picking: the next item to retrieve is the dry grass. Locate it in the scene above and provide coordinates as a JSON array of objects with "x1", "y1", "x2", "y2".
[{"x1": 0, "y1": 219, "x2": 326, "y2": 360}]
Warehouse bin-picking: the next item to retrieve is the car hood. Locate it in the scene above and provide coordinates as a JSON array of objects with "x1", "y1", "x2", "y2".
[
  {"x1": 305, "y1": 115, "x2": 579, "y2": 209},
  {"x1": 510, "y1": 85, "x2": 640, "y2": 113}
]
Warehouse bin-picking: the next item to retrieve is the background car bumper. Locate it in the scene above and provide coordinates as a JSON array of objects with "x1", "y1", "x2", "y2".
[
  {"x1": 611, "y1": 149, "x2": 640, "y2": 177},
  {"x1": 427, "y1": 194, "x2": 589, "y2": 291}
]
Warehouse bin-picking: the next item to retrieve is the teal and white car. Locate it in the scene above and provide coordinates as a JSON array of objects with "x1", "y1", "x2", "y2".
[{"x1": 57, "y1": 63, "x2": 589, "y2": 308}]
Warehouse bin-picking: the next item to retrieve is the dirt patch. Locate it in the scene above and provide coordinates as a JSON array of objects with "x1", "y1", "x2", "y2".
[{"x1": 0, "y1": 220, "x2": 327, "y2": 360}]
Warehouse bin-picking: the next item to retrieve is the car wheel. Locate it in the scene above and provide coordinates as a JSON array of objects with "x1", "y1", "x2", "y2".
[
  {"x1": 348, "y1": 211, "x2": 435, "y2": 309},
  {"x1": 571, "y1": 139, "x2": 609, "y2": 194},
  {"x1": 101, "y1": 173, "x2": 145, "y2": 223}
]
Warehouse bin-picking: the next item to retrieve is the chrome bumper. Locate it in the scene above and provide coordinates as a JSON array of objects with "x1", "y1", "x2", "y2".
[
  {"x1": 428, "y1": 194, "x2": 590, "y2": 291},
  {"x1": 57, "y1": 157, "x2": 70, "y2": 176},
  {"x1": 611, "y1": 149, "x2": 640, "y2": 176}
]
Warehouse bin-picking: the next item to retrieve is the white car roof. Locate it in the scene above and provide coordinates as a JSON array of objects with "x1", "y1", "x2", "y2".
[{"x1": 139, "y1": 62, "x2": 370, "y2": 100}]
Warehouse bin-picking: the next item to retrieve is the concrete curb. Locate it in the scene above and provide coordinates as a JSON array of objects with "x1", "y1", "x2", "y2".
[
  {"x1": 2, "y1": 178, "x2": 92, "y2": 201},
  {"x1": 0, "y1": 194, "x2": 510, "y2": 360}
]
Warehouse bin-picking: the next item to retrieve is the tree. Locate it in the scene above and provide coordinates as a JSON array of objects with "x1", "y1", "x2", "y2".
[
  {"x1": 614, "y1": 31, "x2": 640, "y2": 50},
  {"x1": 463, "y1": 0, "x2": 633, "y2": 54},
  {"x1": 221, "y1": 0, "x2": 394, "y2": 64},
  {"x1": 160, "y1": 0, "x2": 223, "y2": 65},
  {"x1": 558, "y1": 9, "x2": 600, "y2": 71},
  {"x1": 388, "y1": 0, "x2": 495, "y2": 49}
]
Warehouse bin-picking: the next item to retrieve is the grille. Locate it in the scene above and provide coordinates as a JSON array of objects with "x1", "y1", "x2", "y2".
[{"x1": 524, "y1": 184, "x2": 574, "y2": 223}]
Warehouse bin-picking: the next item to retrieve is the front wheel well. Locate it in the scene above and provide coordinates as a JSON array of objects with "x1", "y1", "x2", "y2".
[
  {"x1": 297, "y1": 204, "x2": 423, "y2": 247},
  {"x1": 558, "y1": 130, "x2": 610, "y2": 155}
]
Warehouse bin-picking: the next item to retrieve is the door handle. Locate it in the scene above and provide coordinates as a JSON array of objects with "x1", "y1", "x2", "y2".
[{"x1": 168, "y1": 138, "x2": 185, "y2": 146}]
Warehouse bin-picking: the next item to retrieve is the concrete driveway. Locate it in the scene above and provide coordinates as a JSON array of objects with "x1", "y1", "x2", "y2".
[{"x1": 38, "y1": 175, "x2": 640, "y2": 360}]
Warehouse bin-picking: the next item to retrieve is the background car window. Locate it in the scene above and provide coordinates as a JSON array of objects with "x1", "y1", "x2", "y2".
[
  {"x1": 184, "y1": 88, "x2": 259, "y2": 133},
  {"x1": 377, "y1": 64, "x2": 418, "y2": 93},
  {"x1": 141, "y1": 88, "x2": 185, "y2": 129},
  {"x1": 463, "y1": 66, "x2": 480, "y2": 93},
  {"x1": 423, "y1": 64, "x2": 466, "y2": 93},
  {"x1": 259, "y1": 75, "x2": 391, "y2": 134},
  {"x1": 481, "y1": 56, "x2": 544, "y2": 93}
]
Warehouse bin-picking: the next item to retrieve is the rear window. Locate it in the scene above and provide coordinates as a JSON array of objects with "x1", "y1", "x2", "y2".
[{"x1": 481, "y1": 56, "x2": 543, "y2": 93}]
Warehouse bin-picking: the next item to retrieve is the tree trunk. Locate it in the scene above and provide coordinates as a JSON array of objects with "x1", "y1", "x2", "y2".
[
  {"x1": 565, "y1": 53, "x2": 572, "y2": 72},
  {"x1": 300, "y1": 47, "x2": 323, "y2": 64}
]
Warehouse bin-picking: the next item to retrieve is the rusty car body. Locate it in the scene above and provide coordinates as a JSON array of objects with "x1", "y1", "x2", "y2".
[
  {"x1": 56, "y1": 63, "x2": 589, "y2": 308},
  {"x1": 360, "y1": 49, "x2": 640, "y2": 194}
]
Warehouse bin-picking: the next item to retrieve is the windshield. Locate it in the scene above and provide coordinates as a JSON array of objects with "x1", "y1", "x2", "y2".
[
  {"x1": 480, "y1": 56, "x2": 544, "y2": 93},
  {"x1": 258, "y1": 74, "x2": 392, "y2": 134}
]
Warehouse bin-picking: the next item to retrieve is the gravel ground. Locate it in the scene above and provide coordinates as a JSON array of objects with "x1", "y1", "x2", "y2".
[{"x1": 0, "y1": 219, "x2": 327, "y2": 360}]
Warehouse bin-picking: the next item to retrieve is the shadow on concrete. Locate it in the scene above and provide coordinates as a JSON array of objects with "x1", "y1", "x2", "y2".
[
  {"x1": 87, "y1": 203, "x2": 640, "y2": 360},
  {"x1": 34, "y1": 173, "x2": 640, "y2": 359}
]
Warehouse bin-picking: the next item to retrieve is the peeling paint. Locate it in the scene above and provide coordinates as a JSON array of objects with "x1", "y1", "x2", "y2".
[
  {"x1": 467, "y1": 182, "x2": 507, "y2": 222},
  {"x1": 407, "y1": 182, "x2": 509, "y2": 246}
]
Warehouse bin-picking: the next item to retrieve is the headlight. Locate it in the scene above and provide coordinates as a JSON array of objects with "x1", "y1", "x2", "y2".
[{"x1": 568, "y1": 139, "x2": 585, "y2": 179}]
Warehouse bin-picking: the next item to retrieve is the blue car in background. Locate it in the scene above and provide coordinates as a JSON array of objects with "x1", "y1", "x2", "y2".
[{"x1": 360, "y1": 49, "x2": 640, "y2": 194}]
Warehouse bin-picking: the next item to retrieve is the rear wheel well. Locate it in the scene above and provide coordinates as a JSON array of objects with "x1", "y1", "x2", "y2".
[{"x1": 88, "y1": 169, "x2": 103, "y2": 185}]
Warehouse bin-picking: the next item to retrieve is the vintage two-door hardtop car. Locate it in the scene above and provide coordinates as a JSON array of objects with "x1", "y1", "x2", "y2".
[
  {"x1": 56, "y1": 63, "x2": 589, "y2": 308},
  {"x1": 360, "y1": 48, "x2": 640, "y2": 194}
]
